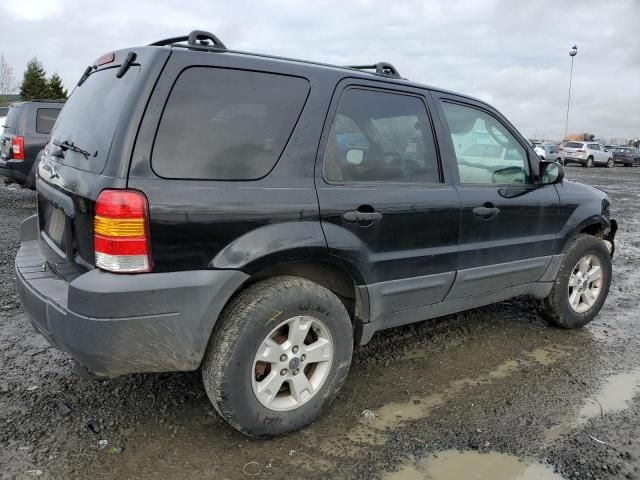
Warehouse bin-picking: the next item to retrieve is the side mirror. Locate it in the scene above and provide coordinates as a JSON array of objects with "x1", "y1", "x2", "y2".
[
  {"x1": 540, "y1": 161, "x2": 564, "y2": 185},
  {"x1": 345, "y1": 149, "x2": 364, "y2": 165}
]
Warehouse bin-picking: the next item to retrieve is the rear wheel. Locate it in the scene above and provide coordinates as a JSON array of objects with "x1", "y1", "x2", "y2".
[
  {"x1": 584, "y1": 157, "x2": 594, "y2": 168},
  {"x1": 202, "y1": 275, "x2": 353, "y2": 438},
  {"x1": 606, "y1": 158, "x2": 614, "y2": 168},
  {"x1": 539, "y1": 235, "x2": 612, "y2": 328}
]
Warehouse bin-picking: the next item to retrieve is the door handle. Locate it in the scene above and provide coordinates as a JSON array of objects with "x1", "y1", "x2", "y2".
[
  {"x1": 342, "y1": 207, "x2": 383, "y2": 225},
  {"x1": 472, "y1": 205, "x2": 500, "y2": 217}
]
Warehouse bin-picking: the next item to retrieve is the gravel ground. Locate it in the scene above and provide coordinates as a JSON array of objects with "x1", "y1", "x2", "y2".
[{"x1": 1, "y1": 166, "x2": 639, "y2": 479}]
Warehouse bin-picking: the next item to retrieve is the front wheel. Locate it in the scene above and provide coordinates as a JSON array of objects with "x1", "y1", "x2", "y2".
[
  {"x1": 606, "y1": 158, "x2": 614, "y2": 168},
  {"x1": 539, "y1": 235, "x2": 612, "y2": 328},
  {"x1": 202, "y1": 276, "x2": 353, "y2": 438}
]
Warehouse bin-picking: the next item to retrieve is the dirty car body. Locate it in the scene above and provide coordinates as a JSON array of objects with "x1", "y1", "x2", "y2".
[{"x1": 15, "y1": 31, "x2": 617, "y2": 437}]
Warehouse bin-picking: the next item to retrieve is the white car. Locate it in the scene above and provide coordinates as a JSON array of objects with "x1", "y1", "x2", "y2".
[
  {"x1": 534, "y1": 143, "x2": 562, "y2": 162},
  {"x1": 562, "y1": 141, "x2": 614, "y2": 168}
]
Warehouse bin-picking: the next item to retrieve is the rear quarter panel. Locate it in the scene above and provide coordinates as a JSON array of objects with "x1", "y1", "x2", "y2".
[{"x1": 127, "y1": 50, "x2": 342, "y2": 273}]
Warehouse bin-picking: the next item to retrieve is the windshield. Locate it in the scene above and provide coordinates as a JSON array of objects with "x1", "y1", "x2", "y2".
[{"x1": 50, "y1": 66, "x2": 140, "y2": 173}]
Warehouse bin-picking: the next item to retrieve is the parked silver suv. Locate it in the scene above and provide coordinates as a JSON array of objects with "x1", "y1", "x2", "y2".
[{"x1": 562, "y1": 142, "x2": 614, "y2": 168}]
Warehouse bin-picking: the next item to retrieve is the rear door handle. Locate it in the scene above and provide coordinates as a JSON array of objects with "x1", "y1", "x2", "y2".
[
  {"x1": 472, "y1": 205, "x2": 500, "y2": 217},
  {"x1": 342, "y1": 208, "x2": 383, "y2": 225}
]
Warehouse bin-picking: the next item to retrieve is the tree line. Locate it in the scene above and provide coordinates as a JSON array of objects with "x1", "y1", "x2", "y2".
[{"x1": 0, "y1": 53, "x2": 68, "y2": 103}]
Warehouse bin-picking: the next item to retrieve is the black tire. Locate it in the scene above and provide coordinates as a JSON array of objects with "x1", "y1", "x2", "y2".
[
  {"x1": 202, "y1": 275, "x2": 353, "y2": 438},
  {"x1": 539, "y1": 234, "x2": 612, "y2": 328},
  {"x1": 584, "y1": 157, "x2": 594, "y2": 168},
  {"x1": 606, "y1": 158, "x2": 614, "y2": 168}
]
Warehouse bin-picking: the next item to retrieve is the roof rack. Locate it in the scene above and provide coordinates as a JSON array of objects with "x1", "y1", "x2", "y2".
[
  {"x1": 347, "y1": 62, "x2": 402, "y2": 78},
  {"x1": 149, "y1": 30, "x2": 227, "y2": 50}
]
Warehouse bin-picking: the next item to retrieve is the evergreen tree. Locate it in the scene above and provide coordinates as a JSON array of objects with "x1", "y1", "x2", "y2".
[
  {"x1": 47, "y1": 73, "x2": 67, "y2": 100},
  {"x1": 19, "y1": 58, "x2": 49, "y2": 100}
]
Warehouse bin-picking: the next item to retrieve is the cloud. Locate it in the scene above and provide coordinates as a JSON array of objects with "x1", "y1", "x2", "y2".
[
  {"x1": 3, "y1": 0, "x2": 63, "y2": 21},
  {"x1": 1, "y1": 0, "x2": 638, "y2": 140}
]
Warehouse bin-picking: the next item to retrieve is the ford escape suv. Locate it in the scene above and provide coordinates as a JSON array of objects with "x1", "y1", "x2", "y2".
[{"x1": 16, "y1": 31, "x2": 617, "y2": 438}]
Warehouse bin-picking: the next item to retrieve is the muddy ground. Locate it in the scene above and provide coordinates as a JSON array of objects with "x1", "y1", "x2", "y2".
[{"x1": 1, "y1": 166, "x2": 639, "y2": 480}]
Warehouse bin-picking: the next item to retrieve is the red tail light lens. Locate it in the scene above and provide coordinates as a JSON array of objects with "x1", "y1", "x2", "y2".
[
  {"x1": 12, "y1": 136, "x2": 25, "y2": 160},
  {"x1": 93, "y1": 52, "x2": 115, "y2": 67},
  {"x1": 576, "y1": 149, "x2": 585, "y2": 153},
  {"x1": 94, "y1": 189, "x2": 152, "y2": 273}
]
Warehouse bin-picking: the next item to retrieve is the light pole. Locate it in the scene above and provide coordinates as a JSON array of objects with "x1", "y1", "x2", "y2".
[{"x1": 563, "y1": 45, "x2": 578, "y2": 142}]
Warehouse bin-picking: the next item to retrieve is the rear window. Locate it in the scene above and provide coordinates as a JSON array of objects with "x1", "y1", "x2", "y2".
[
  {"x1": 3, "y1": 105, "x2": 22, "y2": 132},
  {"x1": 152, "y1": 67, "x2": 310, "y2": 180},
  {"x1": 50, "y1": 66, "x2": 140, "y2": 173},
  {"x1": 564, "y1": 142, "x2": 583, "y2": 148},
  {"x1": 36, "y1": 108, "x2": 60, "y2": 134}
]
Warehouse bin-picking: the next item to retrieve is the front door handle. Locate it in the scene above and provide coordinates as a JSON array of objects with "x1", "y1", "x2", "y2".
[
  {"x1": 472, "y1": 204, "x2": 501, "y2": 217},
  {"x1": 342, "y1": 207, "x2": 383, "y2": 225}
]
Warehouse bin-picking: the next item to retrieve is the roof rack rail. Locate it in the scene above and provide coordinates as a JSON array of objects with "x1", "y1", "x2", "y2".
[
  {"x1": 347, "y1": 62, "x2": 402, "y2": 78},
  {"x1": 149, "y1": 30, "x2": 227, "y2": 50}
]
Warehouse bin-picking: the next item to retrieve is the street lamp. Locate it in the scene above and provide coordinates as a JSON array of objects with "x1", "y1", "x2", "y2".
[{"x1": 563, "y1": 45, "x2": 578, "y2": 142}]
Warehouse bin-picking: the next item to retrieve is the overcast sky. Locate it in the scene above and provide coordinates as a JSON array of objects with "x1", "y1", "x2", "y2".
[{"x1": 1, "y1": 0, "x2": 638, "y2": 140}]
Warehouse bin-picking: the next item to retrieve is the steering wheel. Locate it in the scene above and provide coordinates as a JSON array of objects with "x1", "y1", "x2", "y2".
[
  {"x1": 492, "y1": 166, "x2": 525, "y2": 184},
  {"x1": 383, "y1": 151, "x2": 404, "y2": 174}
]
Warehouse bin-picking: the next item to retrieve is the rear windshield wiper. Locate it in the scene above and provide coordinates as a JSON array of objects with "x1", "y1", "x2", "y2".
[{"x1": 53, "y1": 139, "x2": 97, "y2": 159}]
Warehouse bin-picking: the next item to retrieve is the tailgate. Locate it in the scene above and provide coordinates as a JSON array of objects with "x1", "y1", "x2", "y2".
[{"x1": 35, "y1": 46, "x2": 169, "y2": 277}]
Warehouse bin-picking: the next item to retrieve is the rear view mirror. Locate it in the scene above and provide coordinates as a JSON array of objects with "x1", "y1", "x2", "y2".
[
  {"x1": 540, "y1": 161, "x2": 564, "y2": 185},
  {"x1": 345, "y1": 149, "x2": 364, "y2": 165}
]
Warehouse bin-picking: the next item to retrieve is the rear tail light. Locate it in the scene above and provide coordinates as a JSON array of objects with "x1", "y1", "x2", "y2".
[
  {"x1": 576, "y1": 149, "x2": 585, "y2": 153},
  {"x1": 12, "y1": 136, "x2": 25, "y2": 160},
  {"x1": 94, "y1": 189, "x2": 152, "y2": 273},
  {"x1": 93, "y1": 52, "x2": 115, "y2": 67}
]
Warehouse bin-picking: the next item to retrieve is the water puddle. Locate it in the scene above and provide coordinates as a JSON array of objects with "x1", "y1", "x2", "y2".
[
  {"x1": 383, "y1": 450, "x2": 564, "y2": 480},
  {"x1": 339, "y1": 347, "x2": 568, "y2": 449},
  {"x1": 546, "y1": 369, "x2": 640, "y2": 441},
  {"x1": 577, "y1": 370, "x2": 640, "y2": 422}
]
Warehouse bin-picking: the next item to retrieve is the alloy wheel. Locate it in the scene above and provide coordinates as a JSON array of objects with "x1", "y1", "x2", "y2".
[
  {"x1": 251, "y1": 315, "x2": 334, "y2": 411},
  {"x1": 567, "y1": 254, "x2": 603, "y2": 313}
]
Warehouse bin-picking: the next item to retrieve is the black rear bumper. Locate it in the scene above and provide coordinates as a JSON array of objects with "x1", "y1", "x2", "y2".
[
  {"x1": 0, "y1": 158, "x2": 31, "y2": 184},
  {"x1": 16, "y1": 215, "x2": 248, "y2": 378}
]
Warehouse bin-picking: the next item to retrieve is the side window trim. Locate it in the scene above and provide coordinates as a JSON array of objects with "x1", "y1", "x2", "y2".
[
  {"x1": 439, "y1": 98, "x2": 535, "y2": 187},
  {"x1": 321, "y1": 85, "x2": 444, "y2": 186}
]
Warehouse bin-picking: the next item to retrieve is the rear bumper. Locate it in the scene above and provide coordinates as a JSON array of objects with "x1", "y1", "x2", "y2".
[
  {"x1": 16, "y1": 214, "x2": 248, "y2": 378},
  {"x1": 563, "y1": 156, "x2": 586, "y2": 165},
  {"x1": 613, "y1": 158, "x2": 633, "y2": 165},
  {"x1": 0, "y1": 158, "x2": 31, "y2": 183}
]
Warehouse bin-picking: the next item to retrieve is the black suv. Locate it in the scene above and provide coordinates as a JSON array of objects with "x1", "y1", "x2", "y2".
[
  {"x1": 612, "y1": 146, "x2": 640, "y2": 167},
  {"x1": 15, "y1": 31, "x2": 617, "y2": 438},
  {"x1": 0, "y1": 100, "x2": 64, "y2": 188}
]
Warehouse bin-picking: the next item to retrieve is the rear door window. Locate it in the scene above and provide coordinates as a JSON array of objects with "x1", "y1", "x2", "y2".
[
  {"x1": 323, "y1": 88, "x2": 441, "y2": 184},
  {"x1": 152, "y1": 67, "x2": 310, "y2": 180},
  {"x1": 36, "y1": 108, "x2": 60, "y2": 134}
]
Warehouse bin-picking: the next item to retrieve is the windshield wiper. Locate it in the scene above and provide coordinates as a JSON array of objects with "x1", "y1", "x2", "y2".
[{"x1": 52, "y1": 139, "x2": 97, "y2": 159}]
